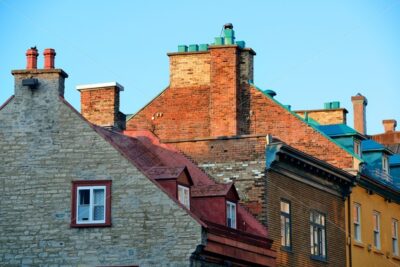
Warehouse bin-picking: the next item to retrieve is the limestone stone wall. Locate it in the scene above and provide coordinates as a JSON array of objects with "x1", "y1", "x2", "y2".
[{"x1": 0, "y1": 71, "x2": 202, "y2": 266}]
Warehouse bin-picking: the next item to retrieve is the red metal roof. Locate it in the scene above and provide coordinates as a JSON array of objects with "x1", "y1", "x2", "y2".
[{"x1": 191, "y1": 183, "x2": 236, "y2": 198}]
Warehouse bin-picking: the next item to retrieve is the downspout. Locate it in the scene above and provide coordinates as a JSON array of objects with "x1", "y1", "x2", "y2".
[{"x1": 347, "y1": 193, "x2": 353, "y2": 267}]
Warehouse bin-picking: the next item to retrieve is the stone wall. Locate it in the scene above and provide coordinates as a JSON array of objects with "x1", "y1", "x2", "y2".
[{"x1": 0, "y1": 71, "x2": 202, "y2": 266}]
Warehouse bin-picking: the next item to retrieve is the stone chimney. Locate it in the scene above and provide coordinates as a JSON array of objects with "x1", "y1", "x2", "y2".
[
  {"x1": 351, "y1": 93, "x2": 368, "y2": 134},
  {"x1": 167, "y1": 23, "x2": 255, "y2": 137},
  {"x1": 12, "y1": 47, "x2": 68, "y2": 99},
  {"x1": 77, "y1": 82, "x2": 126, "y2": 130},
  {"x1": 383, "y1": 119, "x2": 397, "y2": 133}
]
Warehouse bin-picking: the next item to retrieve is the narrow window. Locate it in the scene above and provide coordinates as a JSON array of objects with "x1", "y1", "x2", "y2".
[
  {"x1": 373, "y1": 211, "x2": 381, "y2": 249},
  {"x1": 226, "y1": 201, "x2": 236, "y2": 229},
  {"x1": 178, "y1": 185, "x2": 190, "y2": 209},
  {"x1": 393, "y1": 219, "x2": 399, "y2": 256},
  {"x1": 382, "y1": 155, "x2": 389, "y2": 174},
  {"x1": 310, "y1": 210, "x2": 327, "y2": 260},
  {"x1": 71, "y1": 180, "x2": 111, "y2": 227},
  {"x1": 353, "y1": 203, "x2": 362, "y2": 242},
  {"x1": 354, "y1": 140, "x2": 361, "y2": 158},
  {"x1": 280, "y1": 199, "x2": 291, "y2": 249}
]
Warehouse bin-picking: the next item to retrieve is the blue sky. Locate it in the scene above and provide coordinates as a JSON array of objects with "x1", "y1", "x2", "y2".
[{"x1": 0, "y1": 0, "x2": 399, "y2": 134}]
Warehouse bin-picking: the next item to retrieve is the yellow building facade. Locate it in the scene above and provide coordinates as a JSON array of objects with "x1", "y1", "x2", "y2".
[{"x1": 347, "y1": 183, "x2": 400, "y2": 267}]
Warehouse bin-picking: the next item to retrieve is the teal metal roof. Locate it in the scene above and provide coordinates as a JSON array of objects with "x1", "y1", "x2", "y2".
[
  {"x1": 361, "y1": 139, "x2": 386, "y2": 152},
  {"x1": 315, "y1": 124, "x2": 360, "y2": 137},
  {"x1": 390, "y1": 155, "x2": 400, "y2": 166}
]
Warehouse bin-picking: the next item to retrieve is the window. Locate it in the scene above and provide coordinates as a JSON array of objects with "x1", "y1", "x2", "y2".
[
  {"x1": 382, "y1": 155, "x2": 389, "y2": 174},
  {"x1": 71, "y1": 180, "x2": 111, "y2": 227},
  {"x1": 280, "y1": 199, "x2": 291, "y2": 249},
  {"x1": 178, "y1": 185, "x2": 190, "y2": 209},
  {"x1": 310, "y1": 210, "x2": 326, "y2": 260},
  {"x1": 354, "y1": 140, "x2": 361, "y2": 158},
  {"x1": 226, "y1": 201, "x2": 236, "y2": 229},
  {"x1": 353, "y1": 203, "x2": 362, "y2": 242},
  {"x1": 393, "y1": 219, "x2": 399, "y2": 256},
  {"x1": 373, "y1": 211, "x2": 381, "y2": 249}
]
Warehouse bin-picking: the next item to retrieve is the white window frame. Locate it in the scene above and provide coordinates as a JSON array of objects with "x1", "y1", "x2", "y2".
[
  {"x1": 310, "y1": 210, "x2": 327, "y2": 260},
  {"x1": 226, "y1": 201, "x2": 237, "y2": 229},
  {"x1": 178, "y1": 185, "x2": 190, "y2": 209},
  {"x1": 354, "y1": 140, "x2": 361, "y2": 158},
  {"x1": 373, "y1": 211, "x2": 381, "y2": 249},
  {"x1": 353, "y1": 203, "x2": 362, "y2": 242},
  {"x1": 280, "y1": 199, "x2": 292, "y2": 249},
  {"x1": 393, "y1": 219, "x2": 399, "y2": 256},
  {"x1": 76, "y1": 185, "x2": 106, "y2": 224},
  {"x1": 382, "y1": 155, "x2": 389, "y2": 174}
]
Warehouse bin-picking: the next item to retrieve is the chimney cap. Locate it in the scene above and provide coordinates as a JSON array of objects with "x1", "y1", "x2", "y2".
[
  {"x1": 224, "y1": 23, "x2": 233, "y2": 29},
  {"x1": 351, "y1": 93, "x2": 368, "y2": 105},
  {"x1": 76, "y1": 82, "x2": 124, "y2": 91}
]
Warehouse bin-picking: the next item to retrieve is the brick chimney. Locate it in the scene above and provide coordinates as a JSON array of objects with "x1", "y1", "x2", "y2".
[
  {"x1": 383, "y1": 119, "x2": 397, "y2": 133},
  {"x1": 77, "y1": 82, "x2": 126, "y2": 130},
  {"x1": 167, "y1": 23, "x2": 255, "y2": 137},
  {"x1": 43, "y1": 48, "x2": 56, "y2": 69},
  {"x1": 351, "y1": 93, "x2": 367, "y2": 134},
  {"x1": 12, "y1": 48, "x2": 68, "y2": 99}
]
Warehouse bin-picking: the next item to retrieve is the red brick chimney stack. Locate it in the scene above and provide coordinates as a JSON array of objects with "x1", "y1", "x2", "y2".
[
  {"x1": 383, "y1": 119, "x2": 397, "y2": 133},
  {"x1": 26, "y1": 47, "x2": 39, "y2": 69},
  {"x1": 351, "y1": 93, "x2": 368, "y2": 135},
  {"x1": 43, "y1": 48, "x2": 56, "y2": 69}
]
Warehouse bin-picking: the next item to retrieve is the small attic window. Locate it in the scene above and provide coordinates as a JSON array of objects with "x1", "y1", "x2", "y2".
[
  {"x1": 226, "y1": 201, "x2": 237, "y2": 229},
  {"x1": 382, "y1": 155, "x2": 389, "y2": 174},
  {"x1": 178, "y1": 185, "x2": 190, "y2": 209},
  {"x1": 354, "y1": 140, "x2": 361, "y2": 158}
]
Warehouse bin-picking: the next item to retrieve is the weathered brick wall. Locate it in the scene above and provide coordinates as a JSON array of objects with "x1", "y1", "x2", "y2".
[
  {"x1": 248, "y1": 86, "x2": 354, "y2": 169},
  {"x1": 266, "y1": 169, "x2": 346, "y2": 267},
  {"x1": 0, "y1": 72, "x2": 203, "y2": 266},
  {"x1": 169, "y1": 52, "x2": 210, "y2": 88},
  {"x1": 127, "y1": 85, "x2": 211, "y2": 139},
  {"x1": 295, "y1": 109, "x2": 347, "y2": 125},
  {"x1": 80, "y1": 86, "x2": 120, "y2": 127},
  {"x1": 209, "y1": 46, "x2": 239, "y2": 136}
]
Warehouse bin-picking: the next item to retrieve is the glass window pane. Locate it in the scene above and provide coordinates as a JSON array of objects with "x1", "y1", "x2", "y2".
[
  {"x1": 94, "y1": 189, "x2": 104, "y2": 205},
  {"x1": 79, "y1": 189, "x2": 90, "y2": 205},
  {"x1": 93, "y1": 205, "x2": 105, "y2": 220},
  {"x1": 78, "y1": 205, "x2": 89, "y2": 221},
  {"x1": 281, "y1": 201, "x2": 289, "y2": 213}
]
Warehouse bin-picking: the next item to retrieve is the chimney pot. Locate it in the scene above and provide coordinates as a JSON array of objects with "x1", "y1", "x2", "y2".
[
  {"x1": 26, "y1": 47, "x2": 39, "y2": 69},
  {"x1": 43, "y1": 48, "x2": 56, "y2": 69},
  {"x1": 383, "y1": 119, "x2": 397, "y2": 133}
]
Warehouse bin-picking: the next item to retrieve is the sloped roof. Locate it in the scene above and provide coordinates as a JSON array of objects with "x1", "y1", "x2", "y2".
[
  {"x1": 316, "y1": 124, "x2": 364, "y2": 138},
  {"x1": 390, "y1": 155, "x2": 400, "y2": 166},
  {"x1": 191, "y1": 183, "x2": 236, "y2": 198},
  {"x1": 93, "y1": 128, "x2": 268, "y2": 236},
  {"x1": 147, "y1": 166, "x2": 187, "y2": 180},
  {"x1": 362, "y1": 139, "x2": 392, "y2": 153}
]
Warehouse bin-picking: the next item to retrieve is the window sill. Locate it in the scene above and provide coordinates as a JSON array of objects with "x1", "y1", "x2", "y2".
[
  {"x1": 353, "y1": 241, "x2": 365, "y2": 248},
  {"x1": 280, "y1": 246, "x2": 293, "y2": 253},
  {"x1": 310, "y1": 255, "x2": 328, "y2": 263},
  {"x1": 70, "y1": 223, "x2": 111, "y2": 228},
  {"x1": 392, "y1": 255, "x2": 400, "y2": 261},
  {"x1": 373, "y1": 249, "x2": 384, "y2": 256}
]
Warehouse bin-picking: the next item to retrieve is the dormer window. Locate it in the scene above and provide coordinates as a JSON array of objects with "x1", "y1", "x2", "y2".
[
  {"x1": 354, "y1": 140, "x2": 361, "y2": 158},
  {"x1": 226, "y1": 201, "x2": 237, "y2": 229},
  {"x1": 382, "y1": 155, "x2": 389, "y2": 174},
  {"x1": 178, "y1": 185, "x2": 190, "y2": 209}
]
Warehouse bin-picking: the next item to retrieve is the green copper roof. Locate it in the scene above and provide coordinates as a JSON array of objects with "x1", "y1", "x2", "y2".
[{"x1": 315, "y1": 124, "x2": 359, "y2": 137}]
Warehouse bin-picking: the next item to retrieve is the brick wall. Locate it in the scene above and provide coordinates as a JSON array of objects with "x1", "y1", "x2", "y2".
[
  {"x1": 0, "y1": 71, "x2": 203, "y2": 266},
  {"x1": 295, "y1": 109, "x2": 347, "y2": 125},
  {"x1": 169, "y1": 52, "x2": 211, "y2": 88},
  {"x1": 80, "y1": 86, "x2": 121, "y2": 128},
  {"x1": 266, "y1": 169, "x2": 346, "y2": 267}
]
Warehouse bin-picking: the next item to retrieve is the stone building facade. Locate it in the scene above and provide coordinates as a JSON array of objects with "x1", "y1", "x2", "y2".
[{"x1": 0, "y1": 48, "x2": 276, "y2": 266}]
